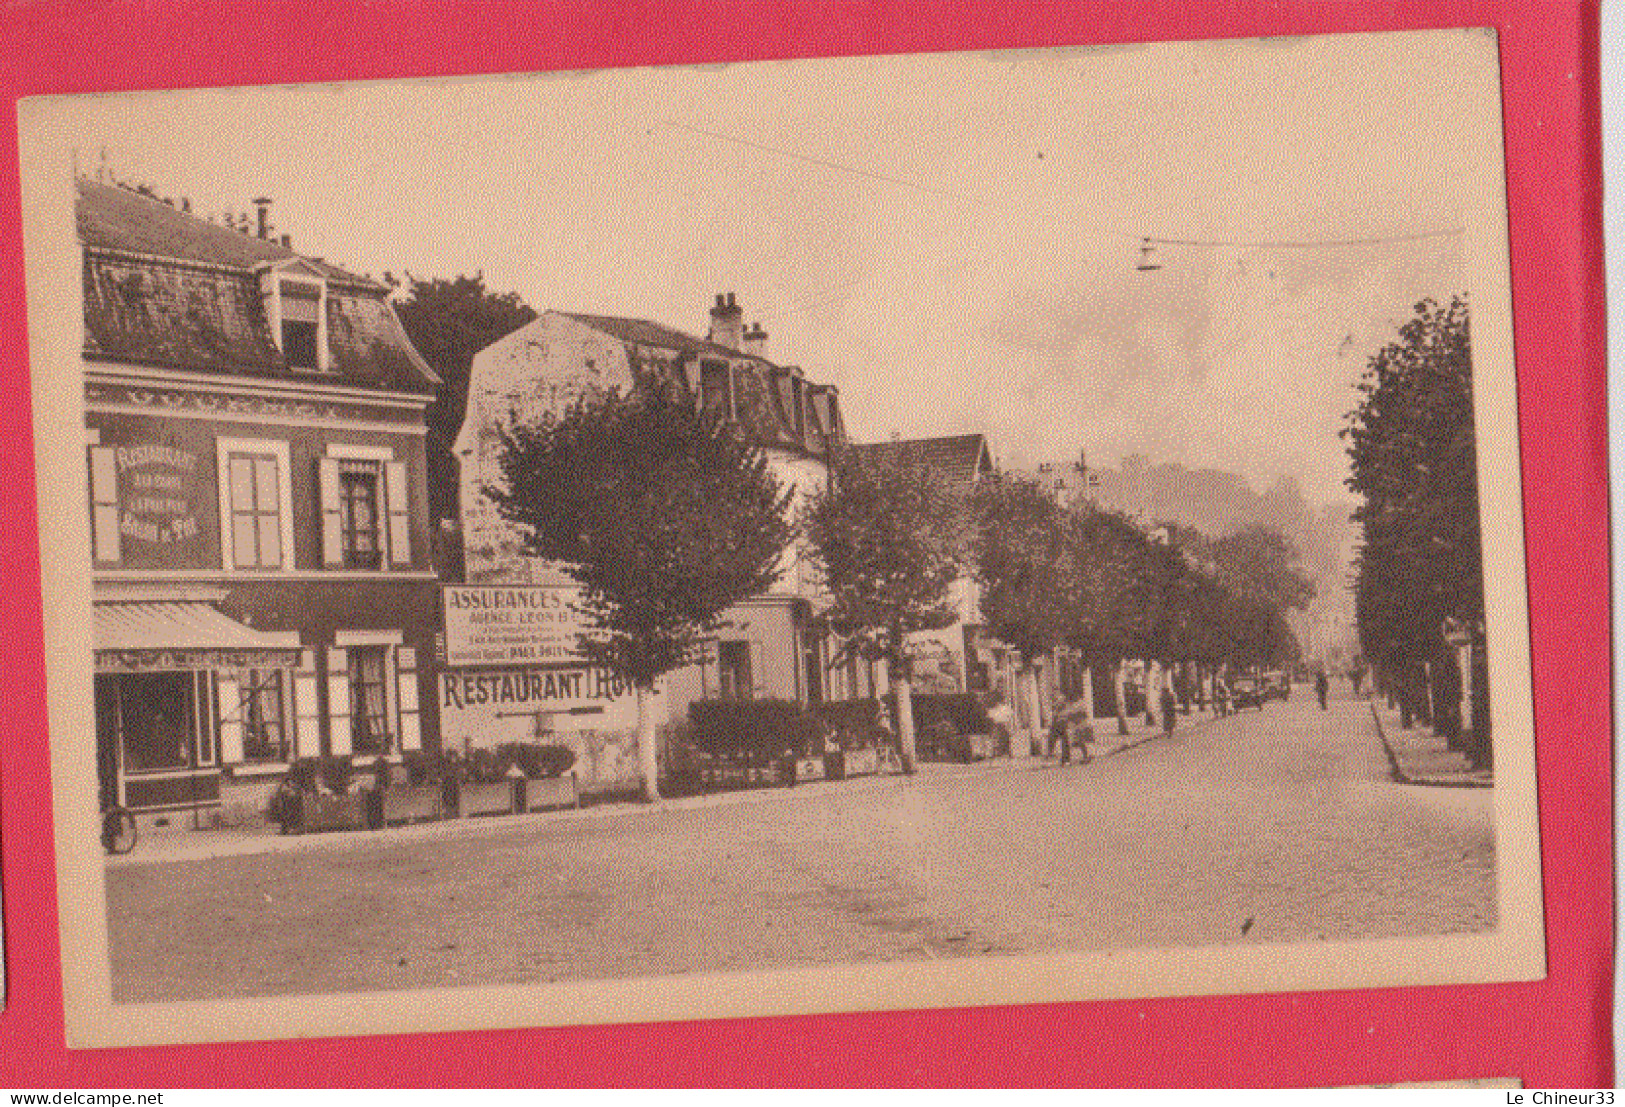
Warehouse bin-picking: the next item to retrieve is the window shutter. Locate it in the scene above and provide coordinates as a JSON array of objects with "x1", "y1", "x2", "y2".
[
  {"x1": 215, "y1": 674, "x2": 244, "y2": 765},
  {"x1": 396, "y1": 647, "x2": 421, "y2": 751},
  {"x1": 326, "y1": 647, "x2": 352, "y2": 755},
  {"x1": 318, "y1": 458, "x2": 343, "y2": 568},
  {"x1": 384, "y1": 461, "x2": 411, "y2": 566},
  {"x1": 293, "y1": 651, "x2": 320, "y2": 761},
  {"x1": 89, "y1": 445, "x2": 120, "y2": 564}
]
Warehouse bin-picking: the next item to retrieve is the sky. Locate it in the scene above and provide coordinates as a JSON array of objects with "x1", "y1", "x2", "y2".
[{"x1": 55, "y1": 29, "x2": 1499, "y2": 505}]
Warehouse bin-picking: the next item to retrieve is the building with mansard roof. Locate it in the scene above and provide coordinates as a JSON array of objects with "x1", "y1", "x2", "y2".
[
  {"x1": 79, "y1": 177, "x2": 443, "y2": 830},
  {"x1": 452, "y1": 293, "x2": 886, "y2": 789}
]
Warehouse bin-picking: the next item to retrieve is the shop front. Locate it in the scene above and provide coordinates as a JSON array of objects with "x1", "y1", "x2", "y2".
[{"x1": 94, "y1": 601, "x2": 300, "y2": 826}]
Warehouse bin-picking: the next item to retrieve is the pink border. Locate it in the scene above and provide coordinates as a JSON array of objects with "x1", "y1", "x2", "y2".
[{"x1": 0, "y1": 0, "x2": 1607, "y2": 1087}]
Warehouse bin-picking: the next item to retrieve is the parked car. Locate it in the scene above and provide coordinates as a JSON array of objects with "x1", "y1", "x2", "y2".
[
  {"x1": 1229, "y1": 677, "x2": 1268, "y2": 711},
  {"x1": 1260, "y1": 671, "x2": 1291, "y2": 700}
]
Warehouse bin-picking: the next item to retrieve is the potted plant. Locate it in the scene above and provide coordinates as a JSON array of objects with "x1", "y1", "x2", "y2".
[
  {"x1": 372, "y1": 749, "x2": 448, "y2": 826},
  {"x1": 452, "y1": 746, "x2": 519, "y2": 818},
  {"x1": 279, "y1": 756, "x2": 369, "y2": 834},
  {"x1": 503, "y1": 742, "x2": 581, "y2": 812}
]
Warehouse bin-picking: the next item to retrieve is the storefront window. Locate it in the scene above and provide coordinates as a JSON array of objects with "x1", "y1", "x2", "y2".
[
  {"x1": 349, "y1": 646, "x2": 389, "y2": 753},
  {"x1": 116, "y1": 672, "x2": 194, "y2": 772}
]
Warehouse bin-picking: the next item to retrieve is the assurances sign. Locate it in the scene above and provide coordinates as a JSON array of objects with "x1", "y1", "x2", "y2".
[{"x1": 442, "y1": 585, "x2": 590, "y2": 667}]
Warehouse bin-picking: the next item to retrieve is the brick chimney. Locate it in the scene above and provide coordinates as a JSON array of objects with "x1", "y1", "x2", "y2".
[
  {"x1": 708, "y1": 292, "x2": 743, "y2": 350},
  {"x1": 253, "y1": 197, "x2": 272, "y2": 239},
  {"x1": 742, "y1": 320, "x2": 767, "y2": 358}
]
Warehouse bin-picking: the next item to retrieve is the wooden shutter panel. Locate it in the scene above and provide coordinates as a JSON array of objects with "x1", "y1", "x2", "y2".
[
  {"x1": 215, "y1": 674, "x2": 244, "y2": 765},
  {"x1": 396, "y1": 647, "x2": 421, "y2": 751},
  {"x1": 293, "y1": 650, "x2": 320, "y2": 761},
  {"x1": 326, "y1": 647, "x2": 352, "y2": 756},
  {"x1": 89, "y1": 445, "x2": 120, "y2": 564},
  {"x1": 384, "y1": 461, "x2": 411, "y2": 567},
  {"x1": 318, "y1": 458, "x2": 343, "y2": 568}
]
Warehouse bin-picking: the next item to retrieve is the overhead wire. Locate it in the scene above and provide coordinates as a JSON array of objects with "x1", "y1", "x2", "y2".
[{"x1": 658, "y1": 119, "x2": 1464, "y2": 252}]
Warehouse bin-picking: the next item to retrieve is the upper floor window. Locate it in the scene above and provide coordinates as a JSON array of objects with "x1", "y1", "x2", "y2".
[
  {"x1": 216, "y1": 437, "x2": 293, "y2": 573},
  {"x1": 280, "y1": 284, "x2": 321, "y2": 371},
  {"x1": 259, "y1": 262, "x2": 328, "y2": 373},
  {"x1": 226, "y1": 451, "x2": 283, "y2": 570},
  {"x1": 339, "y1": 459, "x2": 383, "y2": 570},
  {"x1": 319, "y1": 446, "x2": 412, "y2": 570},
  {"x1": 700, "y1": 360, "x2": 733, "y2": 421}
]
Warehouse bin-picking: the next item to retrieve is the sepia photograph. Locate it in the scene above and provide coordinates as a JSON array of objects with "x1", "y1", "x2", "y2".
[{"x1": 19, "y1": 27, "x2": 1542, "y2": 1049}]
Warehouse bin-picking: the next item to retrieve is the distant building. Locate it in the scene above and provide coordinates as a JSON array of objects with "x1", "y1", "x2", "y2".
[
  {"x1": 452, "y1": 294, "x2": 868, "y2": 790},
  {"x1": 840, "y1": 434, "x2": 1041, "y2": 718},
  {"x1": 80, "y1": 179, "x2": 442, "y2": 830}
]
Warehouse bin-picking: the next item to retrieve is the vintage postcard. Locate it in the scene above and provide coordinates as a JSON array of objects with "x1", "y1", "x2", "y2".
[{"x1": 19, "y1": 27, "x2": 1542, "y2": 1048}]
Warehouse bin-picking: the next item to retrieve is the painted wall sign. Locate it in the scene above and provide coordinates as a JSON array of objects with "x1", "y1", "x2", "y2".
[
  {"x1": 439, "y1": 666, "x2": 631, "y2": 711},
  {"x1": 442, "y1": 585, "x2": 590, "y2": 666},
  {"x1": 117, "y1": 442, "x2": 201, "y2": 545}
]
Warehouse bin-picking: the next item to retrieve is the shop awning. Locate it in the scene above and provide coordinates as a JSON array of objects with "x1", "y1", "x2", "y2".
[{"x1": 94, "y1": 602, "x2": 302, "y2": 672}]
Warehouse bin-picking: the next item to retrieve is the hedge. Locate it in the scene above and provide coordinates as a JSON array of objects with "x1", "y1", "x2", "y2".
[{"x1": 689, "y1": 698, "x2": 824, "y2": 758}]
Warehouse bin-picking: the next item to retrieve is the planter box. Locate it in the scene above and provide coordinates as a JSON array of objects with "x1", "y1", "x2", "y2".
[
  {"x1": 519, "y1": 773, "x2": 580, "y2": 813},
  {"x1": 292, "y1": 792, "x2": 370, "y2": 834},
  {"x1": 842, "y1": 747, "x2": 880, "y2": 777},
  {"x1": 378, "y1": 783, "x2": 445, "y2": 826},
  {"x1": 795, "y1": 757, "x2": 826, "y2": 782},
  {"x1": 457, "y1": 779, "x2": 519, "y2": 818}
]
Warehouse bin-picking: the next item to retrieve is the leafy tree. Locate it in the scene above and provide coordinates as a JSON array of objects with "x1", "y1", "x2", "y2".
[
  {"x1": 1343, "y1": 295, "x2": 1485, "y2": 764},
  {"x1": 489, "y1": 389, "x2": 794, "y2": 801},
  {"x1": 803, "y1": 447, "x2": 967, "y2": 772},
  {"x1": 392, "y1": 272, "x2": 539, "y2": 570},
  {"x1": 1061, "y1": 505, "x2": 1162, "y2": 733},
  {"x1": 1205, "y1": 525, "x2": 1316, "y2": 615},
  {"x1": 970, "y1": 473, "x2": 1076, "y2": 664}
]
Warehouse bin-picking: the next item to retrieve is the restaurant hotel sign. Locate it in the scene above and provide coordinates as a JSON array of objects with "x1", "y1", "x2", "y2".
[{"x1": 439, "y1": 585, "x2": 638, "y2": 738}]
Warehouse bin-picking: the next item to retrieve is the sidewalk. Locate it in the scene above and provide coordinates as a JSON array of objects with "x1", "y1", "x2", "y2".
[
  {"x1": 107, "y1": 754, "x2": 1049, "y2": 868},
  {"x1": 111, "y1": 719, "x2": 1186, "y2": 869},
  {"x1": 1365, "y1": 697, "x2": 1493, "y2": 787}
]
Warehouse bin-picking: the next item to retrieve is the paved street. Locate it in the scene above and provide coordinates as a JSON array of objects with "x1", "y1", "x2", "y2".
[{"x1": 106, "y1": 688, "x2": 1494, "y2": 1002}]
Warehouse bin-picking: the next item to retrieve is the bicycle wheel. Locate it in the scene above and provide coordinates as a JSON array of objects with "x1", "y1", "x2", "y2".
[{"x1": 103, "y1": 808, "x2": 137, "y2": 855}]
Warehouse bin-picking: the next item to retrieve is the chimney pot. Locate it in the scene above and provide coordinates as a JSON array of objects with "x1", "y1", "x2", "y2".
[{"x1": 708, "y1": 292, "x2": 745, "y2": 350}]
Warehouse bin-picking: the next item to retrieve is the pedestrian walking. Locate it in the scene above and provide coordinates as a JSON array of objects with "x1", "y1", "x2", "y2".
[
  {"x1": 986, "y1": 693, "x2": 1016, "y2": 758},
  {"x1": 1315, "y1": 670, "x2": 1330, "y2": 710},
  {"x1": 1159, "y1": 685, "x2": 1177, "y2": 736},
  {"x1": 1048, "y1": 709, "x2": 1071, "y2": 765}
]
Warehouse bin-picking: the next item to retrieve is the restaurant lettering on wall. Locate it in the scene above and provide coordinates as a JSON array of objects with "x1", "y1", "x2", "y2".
[{"x1": 117, "y1": 442, "x2": 201, "y2": 545}]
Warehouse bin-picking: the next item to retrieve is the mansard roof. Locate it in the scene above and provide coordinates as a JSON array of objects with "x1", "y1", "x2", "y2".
[
  {"x1": 78, "y1": 178, "x2": 439, "y2": 394},
  {"x1": 558, "y1": 310, "x2": 846, "y2": 458}
]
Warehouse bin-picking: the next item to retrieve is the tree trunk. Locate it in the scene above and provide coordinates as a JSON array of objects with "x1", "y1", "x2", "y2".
[
  {"x1": 1144, "y1": 659, "x2": 1159, "y2": 728},
  {"x1": 635, "y1": 681, "x2": 661, "y2": 803},
  {"x1": 893, "y1": 668, "x2": 918, "y2": 774},
  {"x1": 1079, "y1": 662, "x2": 1095, "y2": 740},
  {"x1": 1469, "y1": 621, "x2": 1492, "y2": 771},
  {"x1": 1114, "y1": 659, "x2": 1130, "y2": 735},
  {"x1": 1022, "y1": 661, "x2": 1044, "y2": 758}
]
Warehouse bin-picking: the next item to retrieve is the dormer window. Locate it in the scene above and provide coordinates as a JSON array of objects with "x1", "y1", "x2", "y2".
[
  {"x1": 279, "y1": 283, "x2": 321, "y2": 370},
  {"x1": 258, "y1": 261, "x2": 329, "y2": 373},
  {"x1": 700, "y1": 360, "x2": 733, "y2": 421}
]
